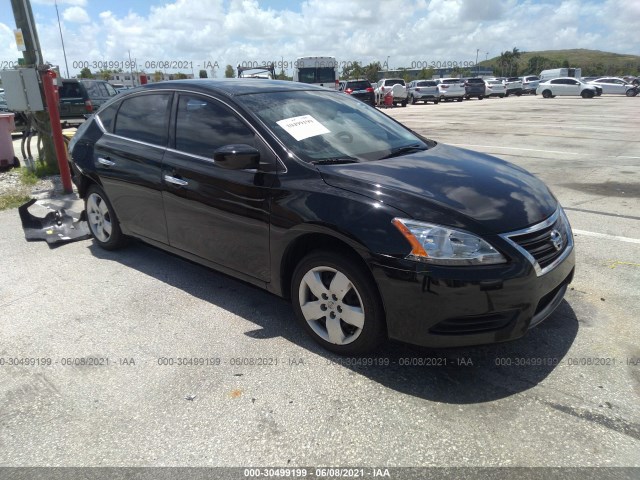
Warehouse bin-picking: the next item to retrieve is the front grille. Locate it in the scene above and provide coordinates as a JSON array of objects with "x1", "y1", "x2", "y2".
[{"x1": 502, "y1": 209, "x2": 573, "y2": 276}]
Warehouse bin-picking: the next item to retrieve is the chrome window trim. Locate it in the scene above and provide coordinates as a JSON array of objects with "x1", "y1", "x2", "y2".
[{"x1": 500, "y1": 207, "x2": 574, "y2": 277}]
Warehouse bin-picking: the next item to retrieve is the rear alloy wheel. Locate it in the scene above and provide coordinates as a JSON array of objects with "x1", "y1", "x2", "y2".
[
  {"x1": 542, "y1": 90, "x2": 553, "y2": 99},
  {"x1": 85, "y1": 184, "x2": 126, "y2": 250},
  {"x1": 291, "y1": 251, "x2": 385, "y2": 355}
]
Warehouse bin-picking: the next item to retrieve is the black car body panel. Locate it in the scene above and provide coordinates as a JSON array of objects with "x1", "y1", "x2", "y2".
[{"x1": 69, "y1": 79, "x2": 574, "y2": 351}]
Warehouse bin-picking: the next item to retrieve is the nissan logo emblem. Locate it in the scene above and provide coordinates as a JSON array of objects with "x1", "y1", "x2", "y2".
[{"x1": 550, "y1": 230, "x2": 563, "y2": 251}]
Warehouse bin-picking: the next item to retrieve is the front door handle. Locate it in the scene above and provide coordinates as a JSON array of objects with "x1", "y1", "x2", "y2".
[
  {"x1": 164, "y1": 175, "x2": 189, "y2": 187},
  {"x1": 97, "y1": 157, "x2": 115, "y2": 167}
]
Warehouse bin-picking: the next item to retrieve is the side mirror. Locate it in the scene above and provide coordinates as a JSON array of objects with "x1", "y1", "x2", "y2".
[{"x1": 213, "y1": 144, "x2": 260, "y2": 170}]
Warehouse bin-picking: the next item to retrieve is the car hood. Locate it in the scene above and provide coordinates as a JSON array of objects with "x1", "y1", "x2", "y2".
[{"x1": 318, "y1": 143, "x2": 557, "y2": 234}]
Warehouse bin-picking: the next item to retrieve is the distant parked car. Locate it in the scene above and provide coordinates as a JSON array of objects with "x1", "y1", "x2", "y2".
[
  {"x1": 520, "y1": 76, "x2": 540, "y2": 94},
  {"x1": 407, "y1": 80, "x2": 439, "y2": 104},
  {"x1": 485, "y1": 80, "x2": 506, "y2": 98},
  {"x1": 587, "y1": 77, "x2": 638, "y2": 96},
  {"x1": 464, "y1": 78, "x2": 486, "y2": 100},
  {"x1": 339, "y1": 79, "x2": 376, "y2": 106},
  {"x1": 0, "y1": 92, "x2": 28, "y2": 135},
  {"x1": 503, "y1": 77, "x2": 523, "y2": 96},
  {"x1": 436, "y1": 78, "x2": 465, "y2": 102},
  {"x1": 374, "y1": 78, "x2": 408, "y2": 107},
  {"x1": 536, "y1": 78, "x2": 598, "y2": 98},
  {"x1": 59, "y1": 79, "x2": 119, "y2": 119}
]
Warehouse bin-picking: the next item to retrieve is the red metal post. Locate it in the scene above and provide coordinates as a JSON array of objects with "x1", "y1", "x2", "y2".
[{"x1": 41, "y1": 69, "x2": 73, "y2": 194}]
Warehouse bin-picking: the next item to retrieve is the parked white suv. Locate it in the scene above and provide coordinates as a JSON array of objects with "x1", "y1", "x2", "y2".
[
  {"x1": 375, "y1": 78, "x2": 408, "y2": 107},
  {"x1": 503, "y1": 77, "x2": 523, "y2": 96},
  {"x1": 520, "y1": 76, "x2": 540, "y2": 94},
  {"x1": 436, "y1": 78, "x2": 465, "y2": 102}
]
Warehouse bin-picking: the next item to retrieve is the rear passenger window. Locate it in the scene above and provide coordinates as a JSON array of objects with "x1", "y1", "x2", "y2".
[
  {"x1": 114, "y1": 93, "x2": 171, "y2": 146},
  {"x1": 97, "y1": 101, "x2": 120, "y2": 133},
  {"x1": 175, "y1": 95, "x2": 254, "y2": 159}
]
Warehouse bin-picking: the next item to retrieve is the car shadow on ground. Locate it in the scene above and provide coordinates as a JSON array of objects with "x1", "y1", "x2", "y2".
[{"x1": 88, "y1": 239, "x2": 579, "y2": 405}]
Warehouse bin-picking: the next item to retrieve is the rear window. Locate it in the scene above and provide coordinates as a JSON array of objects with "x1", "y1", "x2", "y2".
[
  {"x1": 466, "y1": 78, "x2": 484, "y2": 84},
  {"x1": 416, "y1": 81, "x2": 437, "y2": 86},
  {"x1": 59, "y1": 82, "x2": 83, "y2": 98},
  {"x1": 441, "y1": 79, "x2": 462, "y2": 84},
  {"x1": 383, "y1": 79, "x2": 405, "y2": 86},
  {"x1": 114, "y1": 93, "x2": 172, "y2": 146},
  {"x1": 346, "y1": 81, "x2": 371, "y2": 90}
]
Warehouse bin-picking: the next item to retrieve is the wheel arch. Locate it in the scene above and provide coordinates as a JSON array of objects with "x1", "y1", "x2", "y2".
[{"x1": 279, "y1": 230, "x2": 377, "y2": 303}]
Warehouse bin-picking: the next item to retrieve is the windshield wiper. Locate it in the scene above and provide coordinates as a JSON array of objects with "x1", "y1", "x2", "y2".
[
  {"x1": 312, "y1": 157, "x2": 360, "y2": 165},
  {"x1": 380, "y1": 144, "x2": 428, "y2": 159}
]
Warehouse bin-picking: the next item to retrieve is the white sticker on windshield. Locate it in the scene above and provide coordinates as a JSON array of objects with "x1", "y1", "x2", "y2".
[{"x1": 276, "y1": 115, "x2": 330, "y2": 141}]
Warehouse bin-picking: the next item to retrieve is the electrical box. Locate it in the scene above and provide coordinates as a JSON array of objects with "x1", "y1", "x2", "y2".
[{"x1": 1, "y1": 68, "x2": 44, "y2": 112}]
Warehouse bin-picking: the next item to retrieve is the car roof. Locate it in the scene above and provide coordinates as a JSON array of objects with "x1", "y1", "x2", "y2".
[{"x1": 135, "y1": 79, "x2": 329, "y2": 97}]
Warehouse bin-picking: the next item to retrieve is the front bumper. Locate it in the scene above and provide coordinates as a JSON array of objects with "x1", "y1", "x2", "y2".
[{"x1": 370, "y1": 226, "x2": 575, "y2": 348}]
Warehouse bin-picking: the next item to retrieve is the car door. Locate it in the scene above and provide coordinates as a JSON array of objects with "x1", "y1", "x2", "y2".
[
  {"x1": 161, "y1": 93, "x2": 276, "y2": 281},
  {"x1": 93, "y1": 91, "x2": 172, "y2": 243}
]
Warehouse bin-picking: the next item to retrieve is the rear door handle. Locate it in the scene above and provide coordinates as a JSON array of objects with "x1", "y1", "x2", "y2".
[
  {"x1": 97, "y1": 157, "x2": 115, "y2": 167},
  {"x1": 164, "y1": 175, "x2": 188, "y2": 187}
]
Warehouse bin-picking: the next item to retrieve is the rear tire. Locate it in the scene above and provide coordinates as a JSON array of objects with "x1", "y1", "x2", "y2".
[
  {"x1": 13, "y1": 157, "x2": 20, "y2": 168},
  {"x1": 542, "y1": 90, "x2": 552, "y2": 99},
  {"x1": 410, "y1": 95, "x2": 416, "y2": 105},
  {"x1": 456, "y1": 97, "x2": 463, "y2": 102},
  {"x1": 291, "y1": 251, "x2": 386, "y2": 356},
  {"x1": 85, "y1": 183, "x2": 127, "y2": 250}
]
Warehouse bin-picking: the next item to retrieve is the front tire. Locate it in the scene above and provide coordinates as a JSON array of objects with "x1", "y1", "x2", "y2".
[
  {"x1": 291, "y1": 251, "x2": 386, "y2": 355},
  {"x1": 85, "y1": 184, "x2": 127, "y2": 250}
]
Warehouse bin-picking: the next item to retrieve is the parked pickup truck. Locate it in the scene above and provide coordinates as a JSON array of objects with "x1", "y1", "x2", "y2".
[
  {"x1": 375, "y1": 78, "x2": 408, "y2": 107},
  {"x1": 407, "y1": 80, "x2": 439, "y2": 104}
]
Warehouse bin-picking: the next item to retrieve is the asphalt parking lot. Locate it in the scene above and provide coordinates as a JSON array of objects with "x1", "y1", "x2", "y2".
[{"x1": 0, "y1": 94, "x2": 639, "y2": 475}]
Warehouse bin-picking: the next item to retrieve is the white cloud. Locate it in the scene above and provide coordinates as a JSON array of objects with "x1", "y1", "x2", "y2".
[
  {"x1": 1, "y1": 0, "x2": 638, "y2": 77},
  {"x1": 62, "y1": 6, "x2": 90, "y2": 24}
]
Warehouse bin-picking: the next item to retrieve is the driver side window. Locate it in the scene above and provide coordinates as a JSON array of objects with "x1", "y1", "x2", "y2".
[{"x1": 175, "y1": 95, "x2": 255, "y2": 159}]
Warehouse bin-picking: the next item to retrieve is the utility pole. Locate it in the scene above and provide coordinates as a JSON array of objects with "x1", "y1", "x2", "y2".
[{"x1": 11, "y1": 0, "x2": 57, "y2": 168}]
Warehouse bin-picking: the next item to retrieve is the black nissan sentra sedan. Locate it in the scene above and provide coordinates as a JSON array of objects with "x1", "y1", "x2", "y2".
[{"x1": 68, "y1": 79, "x2": 575, "y2": 355}]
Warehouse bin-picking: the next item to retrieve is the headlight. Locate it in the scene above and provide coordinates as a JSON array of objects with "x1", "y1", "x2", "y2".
[{"x1": 392, "y1": 218, "x2": 507, "y2": 266}]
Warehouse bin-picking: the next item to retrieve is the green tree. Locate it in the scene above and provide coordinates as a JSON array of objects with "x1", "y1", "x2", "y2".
[
  {"x1": 175, "y1": 72, "x2": 188, "y2": 79},
  {"x1": 199, "y1": 69, "x2": 208, "y2": 78},
  {"x1": 97, "y1": 69, "x2": 113, "y2": 81},
  {"x1": 341, "y1": 61, "x2": 364, "y2": 80},
  {"x1": 276, "y1": 69, "x2": 292, "y2": 81},
  {"x1": 417, "y1": 68, "x2": 435, "y2": 79},
  {"x1": 79, "y1": 67, "x2": 94, "y2": 79},
  {"x1": 224, "y1": 64, "x2": 235, "y2": 78},
  {"x1": 363, "y1": 62, "x2": 382, "y2": 83},
  {"x1": 153, "y1": 70, "x2": 163, "y2": 82}
]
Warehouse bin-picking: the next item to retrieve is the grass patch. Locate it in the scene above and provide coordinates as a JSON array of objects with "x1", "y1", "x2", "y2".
[
  {"x1": 0, "y1": 192, "x2": 31, "y2": 211},
  {"x1": 20, "y1": 163, "x2": 60, "y2": 186}
]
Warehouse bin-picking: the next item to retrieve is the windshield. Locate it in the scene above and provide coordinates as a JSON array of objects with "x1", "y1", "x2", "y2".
[
  {"x1": 238, "y1": 90, "x2": 427, "y2": 163},
  {"x1": 297, "y1": 67, "x2": 336, "y2": 84}
]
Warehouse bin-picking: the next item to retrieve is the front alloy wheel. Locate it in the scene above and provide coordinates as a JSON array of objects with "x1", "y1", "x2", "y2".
[{"x1": 292, "y1": 252, "x2": 385, "y2": 355}]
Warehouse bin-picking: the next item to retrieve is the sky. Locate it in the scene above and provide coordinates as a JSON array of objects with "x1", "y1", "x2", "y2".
[{"x1": 1, "y1": 0, "x2": 639, "y2": 77}]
